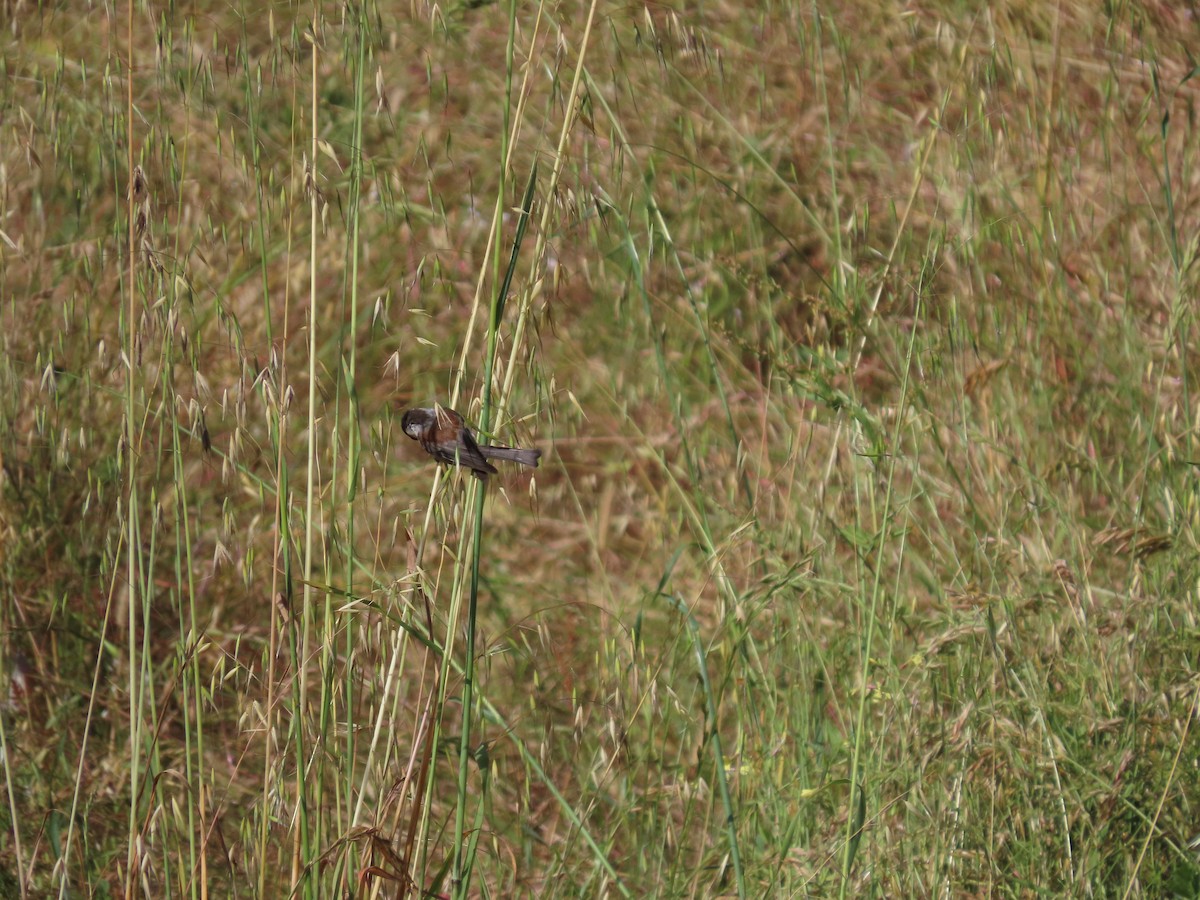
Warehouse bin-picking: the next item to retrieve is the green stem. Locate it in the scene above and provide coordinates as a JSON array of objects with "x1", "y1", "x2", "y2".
[{"x1": 666, "y1": 595, "x2": 745, "y2": 898}]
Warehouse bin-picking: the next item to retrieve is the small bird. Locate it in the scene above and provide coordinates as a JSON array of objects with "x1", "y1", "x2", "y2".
[{"x1": 401, "y1": 406, "x2": 541, "y2": 479}]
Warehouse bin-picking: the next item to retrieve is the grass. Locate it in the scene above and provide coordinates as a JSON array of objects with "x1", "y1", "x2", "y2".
[{"x1": 1, "y1": 0, "x2": 1199, "y2": 896}]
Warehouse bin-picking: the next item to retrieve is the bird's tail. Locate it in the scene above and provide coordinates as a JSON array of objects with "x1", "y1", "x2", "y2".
[{"x1": 480, "y1": 446, "x2": 542, "y2": 468}]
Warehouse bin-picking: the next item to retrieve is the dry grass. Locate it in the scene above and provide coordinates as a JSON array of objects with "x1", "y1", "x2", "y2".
[{"x1": 1, "y1": 0, "x2": 1199, "y2": 897}]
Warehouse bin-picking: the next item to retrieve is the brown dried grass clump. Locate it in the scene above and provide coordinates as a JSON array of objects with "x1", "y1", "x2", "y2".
[{"x1": 0, "y1": 0, "x2": 1198, "y2": 896}]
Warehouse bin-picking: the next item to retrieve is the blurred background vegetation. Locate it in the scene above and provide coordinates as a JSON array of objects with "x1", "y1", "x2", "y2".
[{"x1": 0, "y1": 0, "x2": 1199, "y2": 896}]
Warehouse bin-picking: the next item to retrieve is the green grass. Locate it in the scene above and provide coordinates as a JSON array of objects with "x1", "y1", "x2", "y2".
[{"x1": 1, "y1": 0, "x2": 1199, "y2": 897}]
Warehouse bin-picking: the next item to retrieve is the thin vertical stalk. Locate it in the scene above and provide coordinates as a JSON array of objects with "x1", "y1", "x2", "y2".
[
  {"x1": 293, "y1": 17, "x2": 321, "y2": 897},
  {"x1": 324, "y1": 4, "x2": 369, "y2": 889},
  {"x1": 839, "y1": 290, "x2": 922, "y2": 894},
  {"x1": 123, "y1": 0, "x2": 140, "y2": 893},
  {"x1": 450, "y1": 165, "x2": 537, "y2": 899},
  {"x1": 259, "y1": 11, "x2": 302, "y2": 899},
  {"x1": 169, "y1": 418, "x2": 204, "y2": 900},
  {"x1": 496, "y1": 1, "x2": 597, "y2": 408},
  {"x1": 450, "y1": 479, "x2": 486, "y2": 899},
  {"x1": 157, "y1": 23, "x2": 207, "y2": 891},
  {"x1": 666, "y1": 595, "x2": 744, "y2": 897},
  {"x1": 0, "y1": 683, "x2": 24, "y2": 897}
]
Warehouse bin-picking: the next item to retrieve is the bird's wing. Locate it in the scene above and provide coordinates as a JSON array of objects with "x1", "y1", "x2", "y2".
[{"x1": 456, "y1": 427, "x2": 499, "y2": 473}]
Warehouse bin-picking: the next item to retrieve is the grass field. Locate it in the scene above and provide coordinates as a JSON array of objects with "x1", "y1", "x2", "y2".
[{"x1": 1, "y1": 0, "x2": 1199, "y2": 896}]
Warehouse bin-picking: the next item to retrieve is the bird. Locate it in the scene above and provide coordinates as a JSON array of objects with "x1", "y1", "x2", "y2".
[{"x1": 401, "y1": 405, "x2": 541, "y2": 479}]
